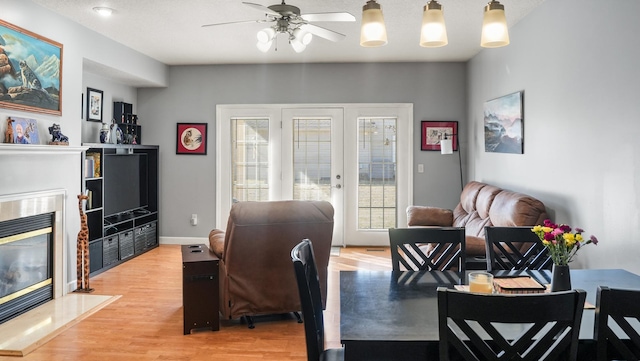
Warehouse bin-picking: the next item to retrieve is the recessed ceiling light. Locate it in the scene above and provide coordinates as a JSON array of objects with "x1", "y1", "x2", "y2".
[{"x1": 93, "y1": 7, "x2": 113, "y2": 17}]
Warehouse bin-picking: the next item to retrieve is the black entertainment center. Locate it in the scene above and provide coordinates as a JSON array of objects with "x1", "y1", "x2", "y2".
[{"x1": 83, "y1": 143, "x2": 159, "y2": 275}]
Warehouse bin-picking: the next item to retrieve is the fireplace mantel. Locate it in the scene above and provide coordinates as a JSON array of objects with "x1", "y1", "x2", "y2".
[{"x1": 0, "y1": 144, "x2": 87, "y2": 155}]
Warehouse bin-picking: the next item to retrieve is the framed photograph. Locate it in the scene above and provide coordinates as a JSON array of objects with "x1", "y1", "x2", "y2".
[
  {"x1": 0, "y1": 19, "x2": 63, "y2": 115},
  {"x1": 421, "y1": 121, "x2": 458, "y2": 151},
  {"x1": 484, "y1": 91, "x2": 524, "y2": 154},
  {"x1": 9, "y1": 117, "x2": 40, "y2": 144},
  {"x1": 176, "y1": 123, "x2": 207, "y2": 155},
  {"x1": 86, "y1": 87, "x2": 103, "y2": 122}
]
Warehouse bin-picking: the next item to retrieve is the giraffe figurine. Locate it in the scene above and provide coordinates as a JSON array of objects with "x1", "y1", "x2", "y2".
[{"x1": 75, "y1": 193, "x2": 94, "y2": 292}]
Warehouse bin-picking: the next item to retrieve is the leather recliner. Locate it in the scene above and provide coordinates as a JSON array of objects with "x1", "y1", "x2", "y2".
[{"x1": 209, "y1": 200, "x2": 334, "y2": 321}]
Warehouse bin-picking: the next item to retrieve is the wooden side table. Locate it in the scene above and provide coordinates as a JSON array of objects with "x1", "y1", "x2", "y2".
[{"x1": 181, "y1": 244, "x2": 219, "y2": 334}]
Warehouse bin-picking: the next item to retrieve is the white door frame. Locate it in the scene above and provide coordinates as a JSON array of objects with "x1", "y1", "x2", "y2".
[{"x1": 216, "y1": 103, "x2": 413, "y2": 247}]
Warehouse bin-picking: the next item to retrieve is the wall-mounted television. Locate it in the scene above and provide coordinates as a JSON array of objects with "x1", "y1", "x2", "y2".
[{"x1": 103, "y1": 154, "x2": 148, "y2": 217}]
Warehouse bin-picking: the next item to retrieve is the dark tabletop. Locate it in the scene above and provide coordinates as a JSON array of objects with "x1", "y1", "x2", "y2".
[{"x1": 340, "y1": 268, "x2": 640, "y2": 344}]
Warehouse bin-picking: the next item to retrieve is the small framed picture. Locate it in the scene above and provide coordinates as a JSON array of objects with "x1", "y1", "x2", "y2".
[
  {"x1": 86, "y1": 87, "x2": 103, "y2": 122},
  {"x1": 176, "y1": 123, "x2": 207, "y2": 155},
  {"x1": 421, "y1": 121, "x2": 458, "y2": 151},
  {"x1": 10, "y1": 117, "x2": 40, "y2": 144}
]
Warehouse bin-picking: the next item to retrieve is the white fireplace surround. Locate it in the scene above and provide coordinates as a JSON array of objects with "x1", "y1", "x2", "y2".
[
  {"x1": 0, "y1": 189, "x2": 67, "y2": 300},
  {"x1": 0, "y1": 143, "x2": 86, "y2": 297}
]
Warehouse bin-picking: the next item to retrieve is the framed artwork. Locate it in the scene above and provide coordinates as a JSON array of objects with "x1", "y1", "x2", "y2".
[
  {"x1": 484, "y1": 91, "x2": 524, "y2": 154},
  {"x1": 421, "y1": 121, "x2": 458, "y2": 151},
  {"x1": 0, "y1": 19, "x2": 63, "y2": 115},
  {"x1": 86, "y1": 87, "x2": 103, "y2": 122},
  {"x1": 9, "y1": 117, "x2": 40, "y2": 144},
  {"x1": 176, "y1": 123, "x2": 207, "y2": 155}
]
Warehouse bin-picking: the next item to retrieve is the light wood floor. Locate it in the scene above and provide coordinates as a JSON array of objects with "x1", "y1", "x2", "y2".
[{"x1": 0, "y1": 244, "x2": 391, "y2": 361}]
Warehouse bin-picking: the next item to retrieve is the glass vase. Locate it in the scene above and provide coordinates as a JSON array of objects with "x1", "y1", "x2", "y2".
[{"x1": 551, "y1": 264, "x2": 571, "y2": 292}]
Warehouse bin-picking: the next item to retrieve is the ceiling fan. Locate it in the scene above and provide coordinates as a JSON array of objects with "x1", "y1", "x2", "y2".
[{"x1": 202, "y1": 1, "x2": 356, "y2": 53}]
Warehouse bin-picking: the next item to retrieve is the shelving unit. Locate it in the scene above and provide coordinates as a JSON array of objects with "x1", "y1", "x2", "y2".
[
  {"x1": 82, "y1": 143, "x2": 159, "y2": 276},
  {"x1": 113, "y1": 101, "x2": 141, "y2": 144}
]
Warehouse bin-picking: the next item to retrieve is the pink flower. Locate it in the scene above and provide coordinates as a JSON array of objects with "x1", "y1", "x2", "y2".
[
  {"x1": 551, "y1": 228, "x2": 564, "y2": 237},
  {"x1": 544, "y1": 233, "x2": 555, "y2": 241}
]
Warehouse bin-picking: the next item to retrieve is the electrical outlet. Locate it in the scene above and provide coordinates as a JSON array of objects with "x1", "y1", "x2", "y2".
[
  {"x1": 190, "y1": 214, "x2": 198, "y2": 226},
  {"x1": 418, "y1": 164, "x2": 424, "y2": 173}
]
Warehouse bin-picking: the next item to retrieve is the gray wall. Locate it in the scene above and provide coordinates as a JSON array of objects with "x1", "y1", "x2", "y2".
[
  {"x1": 467, "y1": 0, "x2": 640, "y2": 272},
  {"x1": 1, "y1": 0, "x2": 167, "y2": 288},
  {"x1": 138, "y1": 63, "x2": 467, "y2": 239}
]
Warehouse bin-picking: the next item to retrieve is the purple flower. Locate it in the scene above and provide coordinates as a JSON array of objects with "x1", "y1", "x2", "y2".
[
  {"x1": 590, "y1": 235, "x2": 599, "y2": 245},
  {"x1": 544, "y1": 233, "x2": 555, "y2": 241},
  {"x1": 575, "y1": 227, "x2": 584, "y2": 233},
  {"x1": 559, "y1": 224, "x2": 572, "y2": 233}
]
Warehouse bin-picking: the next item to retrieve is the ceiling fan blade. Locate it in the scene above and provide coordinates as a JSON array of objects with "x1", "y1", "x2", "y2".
[
  {"x1": 242, "y1": 2, "x2": 281, "y2": 17},
  {"x1": 202, "y1": 19, "x2": 266, "y2": 28},
  {"x1": 300, "y1": 23, "x2": 346, "y2": 42},
  {"x1": 300, "y1": 12, "x2": 356, "y2": 22}
]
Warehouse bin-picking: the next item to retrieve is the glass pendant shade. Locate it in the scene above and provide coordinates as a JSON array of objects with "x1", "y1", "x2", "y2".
[
  {"x1": 420, "y1": 1, "x2": 448, "y2": 47},
  {"x1": 257, "y1": 28, "x2": 276, "y2": 44},
  {"x1": 293, "y1": 28, "x2": 313, "y2": 45},
  {"x1": 481, "y1": 0, "x2": 510, "y2": 48},
  {"x1": 360, "y1": 0, "x2": 388, "y2": 47},
  {"x1": 290, "y1": 38, "x2": 307, "y2": 53},
  {"x1": 440, "y1": 138, "x2": 453, "y2": 154},
  {"x1": 256, "y1": 40, "x2": 273, "y2": 52}
]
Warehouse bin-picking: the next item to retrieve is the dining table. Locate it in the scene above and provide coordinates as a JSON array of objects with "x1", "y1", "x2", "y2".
[{"x1": 339, "y1": 268, "x2": 640, "y2": 361}]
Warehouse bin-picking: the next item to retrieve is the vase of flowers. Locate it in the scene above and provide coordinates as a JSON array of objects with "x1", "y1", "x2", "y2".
[{"x1": 532, "y1": 219, "x2": 599, "y2": 292}]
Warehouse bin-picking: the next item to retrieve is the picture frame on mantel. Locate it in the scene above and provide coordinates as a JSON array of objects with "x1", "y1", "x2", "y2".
[
  {"x1": 421, "y1": 121, "x2": 458, "y2": 151},
  {"x1": 0, "y1": 19, "x2": 63, "y2": 116},
  {"x1": 176, "y1": 123, "x2": 207, "y2": 155},
  {"x1": 86, "y1": 87, "x2": 103, "y2": 122}
]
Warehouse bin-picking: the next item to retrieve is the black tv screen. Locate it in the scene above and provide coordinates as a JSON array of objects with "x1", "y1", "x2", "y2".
[{"x1": 103, "y1": 154, "x2": 148, "y2": 217}]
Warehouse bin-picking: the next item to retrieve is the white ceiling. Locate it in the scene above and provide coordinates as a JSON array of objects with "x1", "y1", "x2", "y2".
[{"x1": 32, "y1": 0, "x2": 545, "y2": 66}]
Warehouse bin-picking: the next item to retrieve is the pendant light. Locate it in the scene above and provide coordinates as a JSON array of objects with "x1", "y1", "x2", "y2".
[
  {"x1": 480, "y1": 0, "x2": 510, "y2": 48},
  {"x1": 420, "y1": 0, "x2": 447, "y2": 47},
  {"x1": 360, "y1": 0, "x2": 387, "y2": 47}
]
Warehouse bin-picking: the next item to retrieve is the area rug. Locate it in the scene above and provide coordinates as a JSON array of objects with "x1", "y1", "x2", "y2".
[{"x1": 0, "y1": 293, "x2": 121, "y2": 357}]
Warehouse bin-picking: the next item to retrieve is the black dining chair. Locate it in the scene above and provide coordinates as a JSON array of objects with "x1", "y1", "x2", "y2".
[
  {"x1": 291, "y1": 239, "x2": 344, "y2": 361},
  {"x1": 388, "y1": 227, "x2": 465, "y2": 272},
  {"x1": 484, "y1": 226, "x2": 552, "y2": 272},
  {"x1": 437, "y1": 287, "x2": 586, "y2": 361},
  {"x1": 594, "y1": 286, "x2": 640, "y2": 361}
]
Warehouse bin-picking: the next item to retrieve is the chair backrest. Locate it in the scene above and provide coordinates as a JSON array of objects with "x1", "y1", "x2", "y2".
[
  {"x1": 438, "y1": 287, "x2": 586, "y2": 361},
  {"x1": 292, "y1": 239, "x2": 325, "y2": 361},
  {"x1": 388, "y1": 227, "x2": 465, "y2": 272},
  {"x1": 484, "y1": 226, "x2": 552, "y2": 272},
  {"x1": 595, "y1": 286, "x2": 640, "y2": 361}
]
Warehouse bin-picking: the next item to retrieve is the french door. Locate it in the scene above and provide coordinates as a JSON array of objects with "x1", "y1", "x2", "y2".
[{"x1": 216, "y1": 104, "x2": 412, "y2": 247}]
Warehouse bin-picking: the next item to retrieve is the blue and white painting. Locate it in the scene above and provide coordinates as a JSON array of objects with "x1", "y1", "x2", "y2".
[
  {"x1": 484, "y1": 91, "x2": 523, "y2": 154},
  {"x1": 0, "y1": 20, "x2": 62, "y2": 115}
]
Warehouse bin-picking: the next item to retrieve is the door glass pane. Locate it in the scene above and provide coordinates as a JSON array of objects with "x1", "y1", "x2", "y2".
[
  {"x1": 293, "y1": 118, "x2": 331, "y2": 201},
  {"x1": 358, "y1": 117, "x2": 397, "y2": 229},
  {"x1": 232, "y1": 118, "x2": 269, "y2": 202}
]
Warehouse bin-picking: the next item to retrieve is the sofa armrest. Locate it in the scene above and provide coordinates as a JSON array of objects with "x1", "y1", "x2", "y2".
[
  {"x1": 208, "y1": 229, "x2": 225, "y2": 258},
  {"x1": 406, "y1": 206, "x2": 454, "y2": 227}
]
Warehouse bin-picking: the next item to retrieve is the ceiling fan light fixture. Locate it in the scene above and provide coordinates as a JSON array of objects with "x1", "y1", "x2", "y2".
[
  {"x1": 256, "y1": 40, "x2": 274, "y2": 53},
  {"x1": 360, "y1": 0, "x2": 388, "y2": 47},
  {"x1": 293, "y1": 28, "x2": 313, "y2": 45},
  {"x1": 420, "y1": 0, "x2": 448, "y2": 47},
  {"x1": 257, "y1": 27, "x2": 276, "y2": 44},
  {"x1": 290, "y1": 38, "x2": 307, "y2": 53},
  {"x1": 481, "y1": 0, "x2": 510, "y2": 48}
]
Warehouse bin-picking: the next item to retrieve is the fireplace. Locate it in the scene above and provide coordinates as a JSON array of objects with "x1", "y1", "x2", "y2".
[{"x1": 0, "y1": 190, "x2": 65, "y2": 325}]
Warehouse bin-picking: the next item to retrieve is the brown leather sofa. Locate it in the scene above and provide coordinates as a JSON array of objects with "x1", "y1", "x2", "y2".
[
  {"x1": 208, "y1": 200, "x2": 334, "y2": 322},
  {"x1": 406, "y1": 181, "x2": 548, "y2": 259}
]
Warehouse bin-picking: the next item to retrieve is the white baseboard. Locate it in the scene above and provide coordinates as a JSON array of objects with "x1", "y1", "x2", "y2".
[{"x1": 159, "y1": 236, "x2": 209, "y2": 247}]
